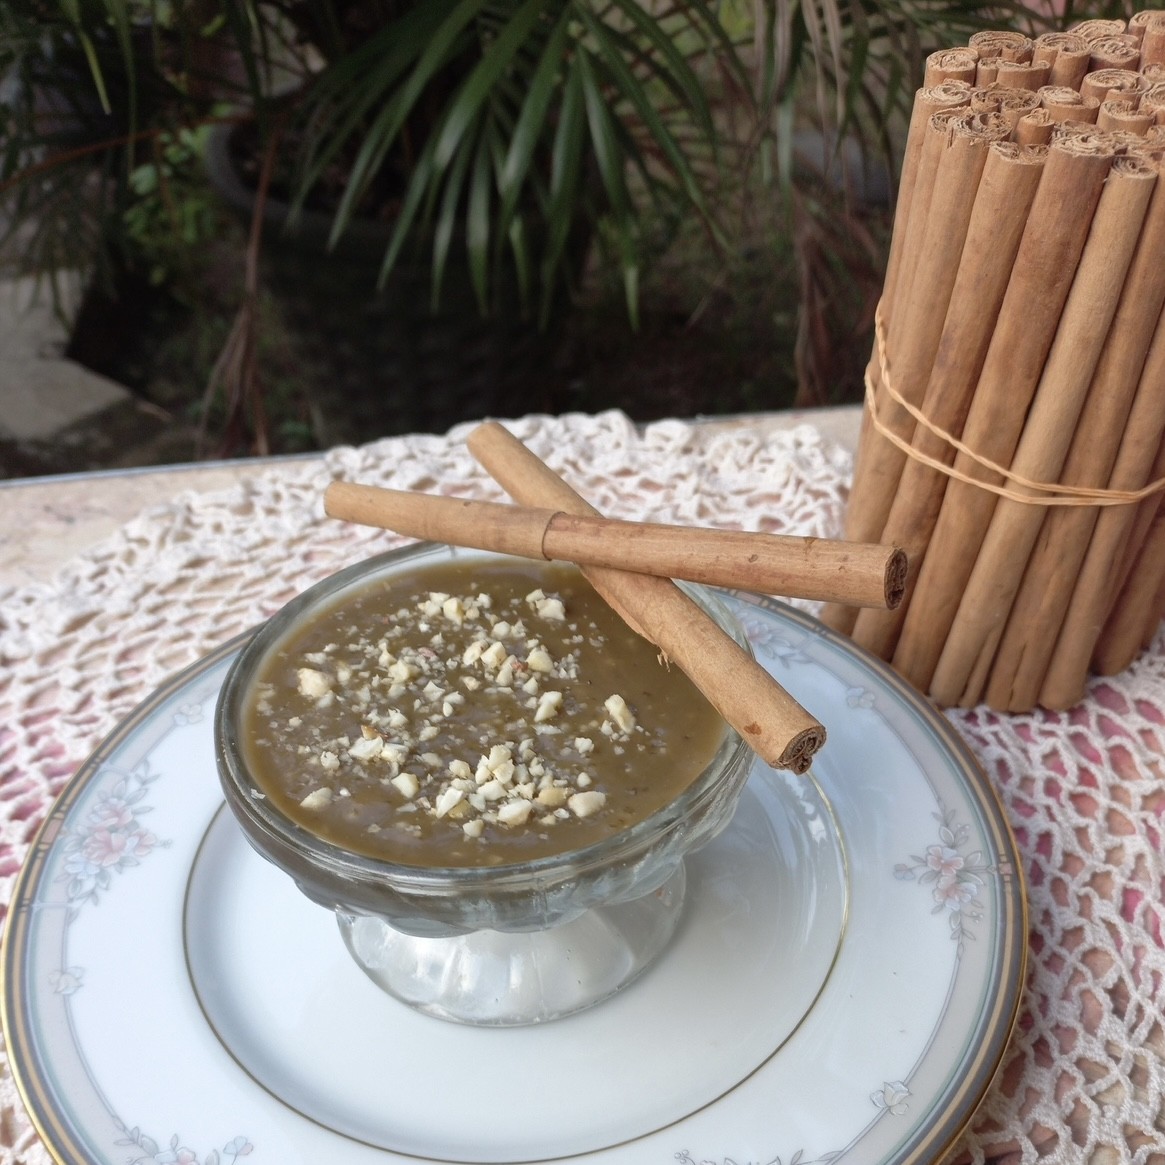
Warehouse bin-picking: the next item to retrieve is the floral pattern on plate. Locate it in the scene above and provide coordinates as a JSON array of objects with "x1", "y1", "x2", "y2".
[
  {"x1": 58, "y1": 761, "x2": 166, "y2": 910},
  {"x1": 2, "y1": 599, "x2": 1025, "y2": 1165}
]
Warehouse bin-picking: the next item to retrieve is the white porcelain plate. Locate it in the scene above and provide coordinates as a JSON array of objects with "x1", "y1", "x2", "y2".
[{"x1": 3, "y1": 595, "x2": 1025, "y2": 1165}]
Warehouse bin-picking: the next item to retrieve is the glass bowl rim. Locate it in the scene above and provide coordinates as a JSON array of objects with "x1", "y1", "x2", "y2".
[{"x1": 214, "y1": 541, "x2": 754, "y2": 888}]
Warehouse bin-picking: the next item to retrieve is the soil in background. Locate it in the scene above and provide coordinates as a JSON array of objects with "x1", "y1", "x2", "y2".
[{"x1": 38, "y1": 188, "x2": 883, "y2": 473}]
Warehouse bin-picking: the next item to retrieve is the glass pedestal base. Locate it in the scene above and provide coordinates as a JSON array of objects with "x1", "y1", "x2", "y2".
[{"x1": 337, "y1": 864, "x2": 687, "y2": 1026}]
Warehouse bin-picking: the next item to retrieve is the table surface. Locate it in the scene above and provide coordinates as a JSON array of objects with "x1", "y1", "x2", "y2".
[{"x1": 1, "y1": 405, "x2": 1161, "y2": 1165}]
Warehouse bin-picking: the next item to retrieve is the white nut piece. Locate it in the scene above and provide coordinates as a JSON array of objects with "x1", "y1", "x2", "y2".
[
  {"x1": 476, "y1": 743, "x2": 513, "y2": 775},
  {"x1": 434, "y1": 787, "x2": 466, "y2": 818},
  {"x1": 568, "y1": 790, "x2": 607, "y2": 818},
  {"x1": 534, "y1": 596, "x2": 566, "y2": 621},
  {"x1": 480, "y1": 641, "x2": 508, "y2": 670},
  {"x1": 604, "y1": 694, "x2": 636, "y2": 733},
  {"x1": 497, "y1": 799, "x2": 534, "y2": 826},
  {"x1": 391, "y1": 772, "x2": 420, "y2": 799},
  {"x1": 526, "y1": 646, "x2": 554, "y2": 673},
  {"x1": 299, "y1": 787, "x2": 334, "y2": 811},
  {"x1": 296, "y1": 668, "x2": 332, "y2": 699},
  {"x1": 347, "y1": 736, "x2": 384, "y2": 762},
  {"x1": 534, "y1": 690, "x2": 564, "y2": 723},
  {"x1": 381, "y1": 743, "x2": 409, "y2": 769},
  {"x1": 388, "y1": 659, "x2": 420, "y2": 683}
]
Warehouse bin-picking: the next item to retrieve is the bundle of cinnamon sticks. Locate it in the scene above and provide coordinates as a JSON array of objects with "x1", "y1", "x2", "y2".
[{"x1": 822, "y1": 11, "x2": 1165, "y2": 712}]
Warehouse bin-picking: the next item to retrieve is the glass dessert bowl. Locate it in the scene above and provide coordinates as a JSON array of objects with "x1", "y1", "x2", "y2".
[{"x1": 215, "y1": 542, "x2": 755, "y2": 1025}]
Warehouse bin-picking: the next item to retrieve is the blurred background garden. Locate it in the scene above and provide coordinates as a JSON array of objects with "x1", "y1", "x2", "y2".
[{"x1": 0, "y1": 0, "x2": 1123, "y2": 472}]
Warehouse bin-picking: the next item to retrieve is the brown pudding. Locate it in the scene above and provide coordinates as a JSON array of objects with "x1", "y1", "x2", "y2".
[{"x1": 241, "y1": 559, "x2": 727, "y2": 866}]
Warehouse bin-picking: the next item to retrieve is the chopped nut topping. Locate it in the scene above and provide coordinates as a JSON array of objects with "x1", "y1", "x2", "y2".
[
  {"x1": 297, "y1": 668, "x2": 332, "y2": 699},
  {"x1": 480, "y1": 641, "x2": 508, "y2": 670},
  {"x1": 534, "y1": 690, "x2": 564, "y2": 723},
  {"x1": 604, "y1": 694, "x2": 636, "y2": 734},
  {"x1": 348, "y1": 736, "x2": 384, "y2": 762},
  {"x1": 526, "y1": 646, "x2": 554, "y2": 673},
  {"x1": 390, "y1": 772, "x2": 419, "y2": 799},
  {"x1": 498, "y1": 799, "x2": 534, "y2": 826},
  {"x1": 433, "y1": 787, "x2": 465, "y2": 818},
  {"x1": 299, "y1": 787, "x2": 334, "y2": 811},
  {"x1": 568, "y1": 790, "x2": 607, "y2": 818}
]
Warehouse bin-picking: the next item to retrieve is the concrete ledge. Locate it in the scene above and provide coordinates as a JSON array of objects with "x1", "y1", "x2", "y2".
[{"x1": 0, "y1": 274, "x2": 132, "y2": 441}]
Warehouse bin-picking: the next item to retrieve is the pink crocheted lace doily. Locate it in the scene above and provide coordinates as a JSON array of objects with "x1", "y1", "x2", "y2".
[{"x1": 0, "y1": 411, "x2": 1162, "y2": 1164}]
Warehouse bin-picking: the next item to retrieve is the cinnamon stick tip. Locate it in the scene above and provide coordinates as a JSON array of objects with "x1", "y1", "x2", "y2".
[
  {"x1": 776, "y1": 725, "x2": 827, "y2": 773},
  {"x1": 885, "y1": 547, "x2": 909, "y2": 610},
  {"x1": 321, "y1": 479, "x2": 347, "y2": 516}
]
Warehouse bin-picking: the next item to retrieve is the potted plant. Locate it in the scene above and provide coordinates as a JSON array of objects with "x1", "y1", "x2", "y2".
[{"x1": 1, "y1": 0, "x2": 1035, "y2": 452}]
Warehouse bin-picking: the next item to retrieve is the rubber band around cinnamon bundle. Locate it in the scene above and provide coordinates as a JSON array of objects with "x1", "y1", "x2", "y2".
[{"x1": 862, "y1": 301, "x2": 1165, "y2": 508}]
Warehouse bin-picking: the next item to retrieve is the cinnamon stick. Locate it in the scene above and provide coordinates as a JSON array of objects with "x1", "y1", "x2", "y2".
[
  {"x1": 1039, "y1": 85, "x2": 1101, "y2": 124},
  {"x1": 1015, "y1": 108, "x2": 1055, "y2": 145},
  {"x1": 969, "y1": 30, "x2": 1034, "y2": 63},
  {"x1": 925, "y1": 47, "x2": 979, "y2": 87},
  {"x1": 1141, "y1": 83, "x2": 1165, "y2": 124},
  {"x1": 928, "y1": 155, "x2": 1157, "y2": 707},
  {"x1": 1098, "y1": 99, "x2": 1154, "y2": 135},
  {"x1": 1093, "y1": 472, "x2": 1165, "y2": 677},
  {"x1": 847, "y1": 143, "x2": 1047, "y2": 661},
  {"x1": 323, "y1": 482, "x2": 907, "y2": 609},
  {"x1": 821, "y1": 114, "x2": 1011, "y2": 634},
  {"x1": 1069, "y1": 19, "x2": 1128, "y2": 42},
  {"x1": 1129, "y1": 11, "x2": 1163, "y2": 44},
  {"x1": 828, "y1": 109, "x2": 973, "y2": 631},
  {"x1": 985, "y1": 160, "x2": 1165, "y2": 710},
  {"x1": 1088, "y1": 36, "x2": 1141, "y2": 73},
  {"x1": 879, "y1": 81, "x2": 973, "y2": 320},
  {"x1": 972, "y1": 85, "x2": 1041, "y2": 130},
  {"x1": 839, "y1": 110, "x2": 1008, "y2": 560},
  {"x1": 464, "y1": 423, "x2": 826, "y2": 772},
  {"x1": 1080, "y1": 68, "x2": 1150, "y2": 105},
  {"x1": 882, "y1": 106, "x2": 971, "y2": 340},
  {"x1": 995, "y1": 60, "x2": 1051, "y2": 91},
  {"x1": 1040, "y1": 310, "x2": 1165, "y2": 704},
  {"x1": 976, "y1": 59, "x2": 1001, "y2": 87},
  {"x1": 1110, "y1": 438, "x2": 1165, "y2": 608},
  {"x1": 891, "y1": 133, "x2": 1115, "y2": 693},
  {"x1": 1033, "y1": 32, "x2": 1092, "y2": 90},
  {"x1": 1142, "y1": 16, "x2": 1165, "y2": 67}
]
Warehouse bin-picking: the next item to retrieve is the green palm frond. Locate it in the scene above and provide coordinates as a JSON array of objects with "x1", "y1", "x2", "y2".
[
  {"x1": 2, "y1": 0, "x2": 1060, "y2": 326},
  {"x1": 276, "y1": 0, "x2": 739, "y2": 319}
]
